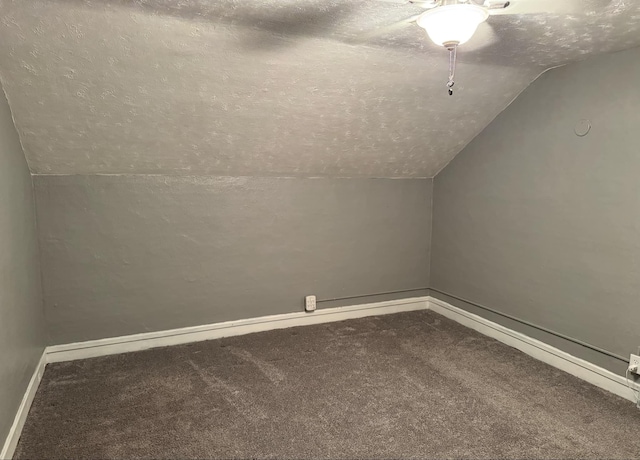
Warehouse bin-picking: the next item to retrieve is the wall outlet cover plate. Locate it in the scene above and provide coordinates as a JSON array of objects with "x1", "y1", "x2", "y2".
[
  {"x1": 630, "y1": 354, "x2": 640, "y2": 374},
  {"x1": 305, "y1": 295, "x2": 317, "y2": 312}
]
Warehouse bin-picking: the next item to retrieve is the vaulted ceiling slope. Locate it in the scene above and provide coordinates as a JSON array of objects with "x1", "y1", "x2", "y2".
[{"x1": 0, "y1": 0, "x2": 639, "y2": 177}]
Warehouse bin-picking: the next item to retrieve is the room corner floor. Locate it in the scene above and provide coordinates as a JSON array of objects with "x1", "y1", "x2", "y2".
[{"x1": 15, "y1": 310, "x2": 640, "y2": 459}]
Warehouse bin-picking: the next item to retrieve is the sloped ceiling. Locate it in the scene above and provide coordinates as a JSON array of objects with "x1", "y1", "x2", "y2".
[{"x1": 0, "y1": 0, "x2": 639, "y2": 177}]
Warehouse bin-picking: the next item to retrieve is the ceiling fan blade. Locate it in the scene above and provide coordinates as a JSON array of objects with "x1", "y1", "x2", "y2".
[
  {"x1": 488, "y1": 0, "x2": 590, "y2": 15},
  {"x1": 371, "y1": 0, "x2": 438, "y2": 7},
  {"x1": 370, "y1": 0, "x2": 414, "y2": 3},
  {"x1": 409, "y1": 0, "x2": 439, "y2": 7}
]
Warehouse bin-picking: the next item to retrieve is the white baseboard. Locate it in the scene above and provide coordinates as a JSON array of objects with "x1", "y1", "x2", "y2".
[
  {"x1": 5, "y1": 295, "x2": 638, "y2": 459},
  {"x1": 46, "y1": 297, "x2": 430, "y2": 363},
  {"x1": 428, "y1": 296, "x2": 640, "y2": 403},
  {"x1": 4, "y1": 298, "x2": 427, "y2": 458},
  {"x1": 1, "y1": 352, "x2": 47, "y2": 460}
]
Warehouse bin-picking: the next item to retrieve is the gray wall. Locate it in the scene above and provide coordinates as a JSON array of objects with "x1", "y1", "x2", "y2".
[
  {"x1": 431, "y1": 46, "x2": 640, "y2": 375},
  {"x1": 0, "y1": 90, "x2": 45, "y2": 444},
  {"x1": 35, "y1": 175, "x2": 432, "y2": 344}
]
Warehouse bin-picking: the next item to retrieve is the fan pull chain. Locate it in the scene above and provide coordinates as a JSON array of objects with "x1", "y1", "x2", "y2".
[{"x1": 447, "y1": 44, "x2": 457, "y2": 96}]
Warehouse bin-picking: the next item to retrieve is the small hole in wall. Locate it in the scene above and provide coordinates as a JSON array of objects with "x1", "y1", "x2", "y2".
[{"x1": 574, "y1": 119, "x2": 591, "y2": 137}]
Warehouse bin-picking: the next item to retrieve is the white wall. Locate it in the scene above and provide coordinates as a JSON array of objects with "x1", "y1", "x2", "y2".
[{"x1": 0, "y1": 86, "x2": 46, "y2": 445}]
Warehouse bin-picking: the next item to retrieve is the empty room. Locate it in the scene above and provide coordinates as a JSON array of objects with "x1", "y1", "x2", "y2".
[{"x1": 1, "y1": 0, "x2": 640, "y2": 458}]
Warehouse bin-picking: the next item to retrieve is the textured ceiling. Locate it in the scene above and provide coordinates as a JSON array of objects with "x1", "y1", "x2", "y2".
[{"x1": 0, "y1": 0, "x2": 639, "y2": 177}]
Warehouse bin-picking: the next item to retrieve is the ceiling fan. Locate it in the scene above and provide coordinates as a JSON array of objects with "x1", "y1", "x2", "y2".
[
  {"x1": 371, "y1": 0, "x2": 584, "y2": 95},
  {"x1": 408, "y1": 0, "x2": 509, "y2": 95}
]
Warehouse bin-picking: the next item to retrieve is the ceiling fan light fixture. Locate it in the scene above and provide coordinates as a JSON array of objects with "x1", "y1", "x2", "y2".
[{"x1": 416, "y1": 4, "x2": 489, "y2": 47}]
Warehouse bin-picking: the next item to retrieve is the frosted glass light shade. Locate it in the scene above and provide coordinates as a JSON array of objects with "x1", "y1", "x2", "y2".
[{"x1": 416, "y1": 4, "x2": 489, "y2": 47}]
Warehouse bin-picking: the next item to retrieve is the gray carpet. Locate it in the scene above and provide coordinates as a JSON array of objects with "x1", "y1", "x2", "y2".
[{"x1": 15, "y1": 310, "x2": 640, "y2": 459}]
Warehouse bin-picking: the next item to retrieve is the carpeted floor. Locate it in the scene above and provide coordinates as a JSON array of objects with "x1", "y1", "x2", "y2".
[{"x1": 15, "y1": 310, "x2": 640, "y2": 459}]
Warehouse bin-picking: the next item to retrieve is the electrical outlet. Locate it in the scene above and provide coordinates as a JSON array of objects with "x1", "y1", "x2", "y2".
[
  {"x1": 305, "y1": 295, "x2": 316, "y2": 312},
  {"x1": 630, "y1": 354, "x2": 640, "y2": 374}
]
